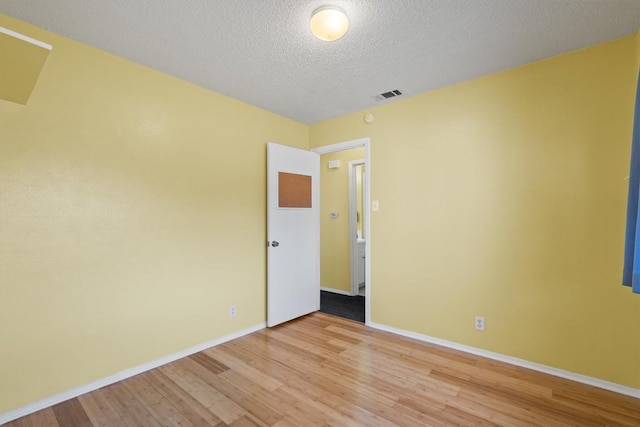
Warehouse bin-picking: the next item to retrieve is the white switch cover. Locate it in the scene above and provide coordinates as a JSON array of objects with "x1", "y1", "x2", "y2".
[{"x1": 372, "y1": 200, "x2": 379, "y2": 211}]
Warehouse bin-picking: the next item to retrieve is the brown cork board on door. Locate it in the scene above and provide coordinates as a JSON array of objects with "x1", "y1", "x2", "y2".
[{"x1": 278, "y1": 172, "x2": 312, "y2": 208}]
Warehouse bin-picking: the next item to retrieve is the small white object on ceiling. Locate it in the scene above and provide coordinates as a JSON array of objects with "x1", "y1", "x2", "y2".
[
  {"x1": 309, "y1": 5, "x2": 349, "y2": 41},
  {"x1": 328, "y1": 159, "x2": 340, "y2": 169}
]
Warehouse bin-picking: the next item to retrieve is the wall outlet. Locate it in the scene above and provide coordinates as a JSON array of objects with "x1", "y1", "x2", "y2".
[
  {"x1": 475, "y1": 316, "x2": 485, "y2": 331},
  {"x1": 229, "y1": 305, "x2": 237, "y2": 317}
]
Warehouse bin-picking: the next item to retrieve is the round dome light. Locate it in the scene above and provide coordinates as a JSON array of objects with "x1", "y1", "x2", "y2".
[{"x1": 310, "y1": 6, "x2": 349, "y2": 41}]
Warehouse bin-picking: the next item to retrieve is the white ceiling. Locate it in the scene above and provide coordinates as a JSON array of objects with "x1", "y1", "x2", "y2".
[{"x1": 1, "y1": 0, "x2": 639, "y2": 124}]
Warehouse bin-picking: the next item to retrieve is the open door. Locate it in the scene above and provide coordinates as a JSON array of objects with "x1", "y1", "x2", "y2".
[{"x1": 267, "y1": 142, "x2": 320, "y2": 327}]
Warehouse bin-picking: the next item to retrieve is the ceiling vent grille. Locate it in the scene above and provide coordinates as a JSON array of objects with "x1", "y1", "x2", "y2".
[{"x1": 373, "y1": 89, "x2": 403, "y2": 101}]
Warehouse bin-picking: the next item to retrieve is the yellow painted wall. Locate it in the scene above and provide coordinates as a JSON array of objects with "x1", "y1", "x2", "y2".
[
  {"x1": 311, "y1": 36, "x2": 640, "y2": 388},
  {"x1": 2, "y1": 13, "x2": 640, "y2": 417},
  {"x1": 0, "y1": 29, "x2": 50, "y2": 104},
  {"x1": 0, "y1": 15, "x2": 308, "y2": 413},
  {"x1": 320, "y1": 148, "x2": 364, "y2": 292}
]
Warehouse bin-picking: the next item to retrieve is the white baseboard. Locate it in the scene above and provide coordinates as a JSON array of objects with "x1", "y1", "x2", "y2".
[
  {"x1": 5, "y1": 319, "x2": 636, "y2": 425},
  {"x1": 369, "y1": 322, "x2": 640, "y2": 399},
  {"x1": 0, "y1": 322, "x2": 266, "y2": 425},
  {"x1": 320, "y1": 287, "x2": 353, "y2": 296}
]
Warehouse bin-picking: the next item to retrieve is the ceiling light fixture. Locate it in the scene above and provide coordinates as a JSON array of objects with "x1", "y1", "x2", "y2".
[{"x1": 309, "y1": 5, "x2": 349, "y2": 41}]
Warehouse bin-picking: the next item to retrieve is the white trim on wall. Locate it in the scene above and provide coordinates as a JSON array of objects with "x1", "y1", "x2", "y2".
[
  {"x1": 0, "y1": 26, "x2": 52, "y2": 50},
  {"x1": 348, "y1": 159, "x2": 366, "y2": 296},
  {"x1": 369, "y1": 321, "x2": 640, "y2": 399},
  {"x1": 5, "y1": 317, "x2": 637, "y2": 424},
  {"x1": 0, "y1": 322, "x2": 266, "y2": 425},
  {"x1": 312, "y1": 137, "x2": 369, "y2": 155}
]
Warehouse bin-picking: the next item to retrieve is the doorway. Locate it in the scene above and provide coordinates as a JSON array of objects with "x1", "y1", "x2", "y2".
[
  {"x1": 312, "y1": 138, "x2": 371, "y2": 324},
  {"x1": 349, "y1": 160, "x2": 366, "y2": 298}
]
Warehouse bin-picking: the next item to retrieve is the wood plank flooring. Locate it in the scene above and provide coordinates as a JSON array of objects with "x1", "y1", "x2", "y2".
[{"x1": 5, "y1": 312, "x2": 640, "y2": 426}]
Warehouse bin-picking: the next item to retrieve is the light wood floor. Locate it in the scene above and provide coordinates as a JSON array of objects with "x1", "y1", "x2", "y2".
[{"x1": 5, "y1": 312, "x2": 640, "y2": 426}]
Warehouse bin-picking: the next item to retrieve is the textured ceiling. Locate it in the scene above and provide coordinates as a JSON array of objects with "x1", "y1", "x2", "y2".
[{"x1": 1, "y1": 0, "x2": 639, "y2": 124}]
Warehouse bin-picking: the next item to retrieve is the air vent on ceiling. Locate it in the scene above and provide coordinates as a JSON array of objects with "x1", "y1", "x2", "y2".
[{"x1": 373, "y1": 89, "x2": 403, "y2": 101}]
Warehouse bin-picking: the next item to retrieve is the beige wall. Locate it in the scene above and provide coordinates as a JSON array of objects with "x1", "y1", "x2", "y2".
[
  {"x1": 0, "y1": 15, "x2": 308, "y2": 413},
  {"x1": 311, "y1": 35, "x2": 640, "y2": 388},
  {"x1": 320, "y1": 148, "x2": 365, "y2": 292},
  {"x1": 0, "y1": 30, "x2": 50, "y2": 104}
]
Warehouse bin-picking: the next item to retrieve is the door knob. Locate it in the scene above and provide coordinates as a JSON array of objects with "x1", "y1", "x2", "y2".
[{"x1": 271, "y1": 241, "x2": 280, "y2": 247}]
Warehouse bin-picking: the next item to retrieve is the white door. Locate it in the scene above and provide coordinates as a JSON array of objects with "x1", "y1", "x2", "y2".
[{"x1": 267, "y1": 142, "x2": 320, "y2": 327}]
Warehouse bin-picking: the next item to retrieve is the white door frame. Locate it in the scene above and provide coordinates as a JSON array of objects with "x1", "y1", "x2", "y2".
[
  {"x1": 348, "y1": 159, "x2": 365, "y2": 296},
  {"x1": 312, "y1": 137, "x2": 371, "y2": 325}
]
